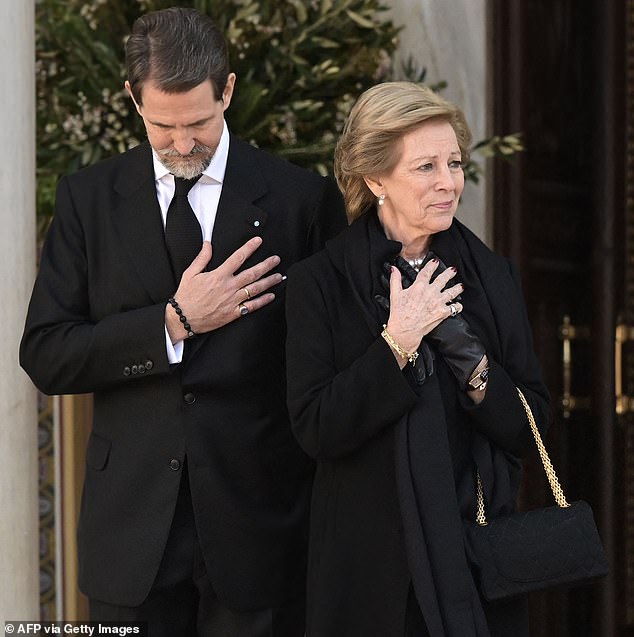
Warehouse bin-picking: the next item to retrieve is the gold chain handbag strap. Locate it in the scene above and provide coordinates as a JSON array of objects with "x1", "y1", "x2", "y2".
[{"x1": 475, "y1": 387, "x2": 570, "y2": 526}]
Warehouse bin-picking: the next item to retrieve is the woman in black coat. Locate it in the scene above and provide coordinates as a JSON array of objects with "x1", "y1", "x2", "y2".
[{"x1": 285, "y1": 82, "x2": 550, "y2": 637}]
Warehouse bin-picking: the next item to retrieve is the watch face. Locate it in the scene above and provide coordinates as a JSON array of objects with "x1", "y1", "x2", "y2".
[{"x1": 469, "y1": 368, "x2": 489, "y2": 390}]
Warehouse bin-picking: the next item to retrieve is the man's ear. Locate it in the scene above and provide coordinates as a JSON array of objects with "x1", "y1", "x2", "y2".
[
  {"x1": 363, "y1": 175, "x2": 384, "y2": 199},
  {"x1": 221, "y1": 73, "x2": 236, "y2": 112},
  {"x1": 124, "y1": 81, "x2": 142, "y2": 115}
]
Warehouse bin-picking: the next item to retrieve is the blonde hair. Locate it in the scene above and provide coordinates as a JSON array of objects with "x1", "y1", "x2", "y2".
[{"x1": 334, "y1": 82, "x2": 472, "y2": 221}]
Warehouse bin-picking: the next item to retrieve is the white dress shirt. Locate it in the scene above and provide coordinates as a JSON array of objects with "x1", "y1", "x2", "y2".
[{"x1": 154, "y1": 121, "x2": 230, "y2": 363}]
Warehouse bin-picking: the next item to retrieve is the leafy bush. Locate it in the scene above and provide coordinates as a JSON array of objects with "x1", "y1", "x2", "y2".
[
  {"x1": 35, "y1": 0, "x2": 521, "y2": 233},
  {"x1": 36, "y1": 0, "x2": 399, "y2": 225}
]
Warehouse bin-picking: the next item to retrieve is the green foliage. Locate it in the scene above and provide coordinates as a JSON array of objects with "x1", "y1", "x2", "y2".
[
  {"x1": 204, "y1": 0, "x2": 399, "y2": 168},
  {"x1": 35, "y1": 0, "x2": 521, "y2": 228},
  {"x1": 464, "y1": 133, "x2": 524, "y2": 185},
  {"x1": 36, "y1": 0, "x2": 399, "y2": 223}
]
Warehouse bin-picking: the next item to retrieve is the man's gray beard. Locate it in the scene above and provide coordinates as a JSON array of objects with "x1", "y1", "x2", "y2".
[{"x1": 158, "y1": 145, "x2": 213, "y2": 180}]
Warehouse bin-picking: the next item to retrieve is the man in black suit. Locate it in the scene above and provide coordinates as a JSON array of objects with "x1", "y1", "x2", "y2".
[{"x1": 20, "y1": 7, "x2": 345, "y2": 636}]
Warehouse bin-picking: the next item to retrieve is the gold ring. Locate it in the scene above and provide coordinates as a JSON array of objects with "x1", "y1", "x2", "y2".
[
  {"x1": 243, "y1": 287, "x2": 251, "y2": 300},
  {"x1": 238, "y1": 303, "x2": 249, "y2": 316}
]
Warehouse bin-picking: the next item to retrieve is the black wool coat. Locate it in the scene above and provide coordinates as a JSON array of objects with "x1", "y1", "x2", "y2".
[
  {"x1": 285, "y1": 211, "x2": 550, "y2": 637},
  {"x1": 20, "y1": 136, "x2": 347, "y2": 610}
]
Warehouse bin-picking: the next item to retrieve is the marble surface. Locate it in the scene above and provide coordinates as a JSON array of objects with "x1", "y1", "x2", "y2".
[{"x1": 0, "y1": 0, "x2": 39, "y2": 623}]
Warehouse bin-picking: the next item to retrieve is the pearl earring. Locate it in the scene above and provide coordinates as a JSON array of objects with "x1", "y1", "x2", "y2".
[{"x1": 378, "y1": 194, "x2": 385, "y2": 206}]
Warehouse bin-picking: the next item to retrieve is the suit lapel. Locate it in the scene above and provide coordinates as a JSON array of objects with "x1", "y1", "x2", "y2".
[
  {"x1": 110, "y1": 143, "x2": 177, "y2": 302},
  {"x1": 207, "y1": 136, "x2": 269, "y2": 270},
  {"x1": 208, "y1": 187, "x2": 269, "y2": 269},
  {"x1": 186, "y1": 137, "x2": 270, "y2": 361}
]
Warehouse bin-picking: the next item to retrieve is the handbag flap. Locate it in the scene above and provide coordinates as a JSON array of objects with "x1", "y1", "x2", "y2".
[{"x1": 465, "y1": 501, "x2": 609, "y2": 600}]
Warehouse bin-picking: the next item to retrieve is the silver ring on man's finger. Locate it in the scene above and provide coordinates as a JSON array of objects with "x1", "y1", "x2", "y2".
[
  {"x1": 238, "y1": 303, "x2": 249, "y2": 317},
  {"x1": 242, "y1": 286, "x2": 251, "y2": 300},
  {"x1": 449, "y1": 303, "x2": 458, "y2": 317}
]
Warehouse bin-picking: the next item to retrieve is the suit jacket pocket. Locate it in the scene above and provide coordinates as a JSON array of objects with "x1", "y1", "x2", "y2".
[{"x1": 86, "y1": 432, "x2": 112, "y2": 471}]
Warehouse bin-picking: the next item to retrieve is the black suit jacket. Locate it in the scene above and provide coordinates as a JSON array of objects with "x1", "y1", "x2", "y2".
[{"x1": 20, "y1": 136, "x2": 346, "y2": 610}]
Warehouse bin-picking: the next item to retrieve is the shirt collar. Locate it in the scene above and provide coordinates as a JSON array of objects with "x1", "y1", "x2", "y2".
[{"x1": 151, "y1": 120, "x2": 230, "y2": 185}]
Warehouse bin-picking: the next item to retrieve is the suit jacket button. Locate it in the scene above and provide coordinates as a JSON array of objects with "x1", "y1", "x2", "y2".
[
  {"x1": 138, "y1": 364, "x2": 146, "y2": 374},
  {"x1": 145, "y1": 360, "x2": 154, "y2": 371},
  {"x1": 131, "y1": 365, "x2": 138, "y2": 374},
  {"x1": 183, "y1": 392, "x2": 196, "y2": 405},
  {"x1": 169, "y1": 458, "x2": 181, "y2": 471},
  {"x1": 123, "y1": 366, "x2": 131, "y2": 376}
]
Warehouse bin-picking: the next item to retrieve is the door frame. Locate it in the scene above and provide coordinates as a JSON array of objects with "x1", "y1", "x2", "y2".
[{"x1": 491, "y1": 0, "x2": 626, "y2": 633}]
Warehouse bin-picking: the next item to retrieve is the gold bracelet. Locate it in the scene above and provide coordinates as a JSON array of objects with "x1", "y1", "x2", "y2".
[{"x1": 381, "y1": 325, "x2": 419, "y2": 364}]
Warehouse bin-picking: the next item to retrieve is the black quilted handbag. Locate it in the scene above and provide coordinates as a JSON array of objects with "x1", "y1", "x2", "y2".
[{"x1": 464, "y1": 388, "x2": 609, "y2": 602}]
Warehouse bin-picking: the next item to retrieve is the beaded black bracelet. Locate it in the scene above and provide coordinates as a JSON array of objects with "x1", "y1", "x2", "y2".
[{"x1": 168, "y1": 297, "x2": 196, "y2": 338}]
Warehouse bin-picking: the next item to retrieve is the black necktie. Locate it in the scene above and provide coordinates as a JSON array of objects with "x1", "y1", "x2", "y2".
[{"x1": 165, "y1": 175, "x2": 202, "y2": 280}]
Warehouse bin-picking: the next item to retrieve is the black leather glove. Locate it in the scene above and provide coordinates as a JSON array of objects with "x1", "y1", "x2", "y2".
[
  {"x1": 375, "y1": 261, "x2": 435, "y2": 385},
  {"x1": 387, "y1": 254, "x2": 486, "y2": 391},
  {"x1": 427, "y1": 316, "x2": 487, "y2": 390}
]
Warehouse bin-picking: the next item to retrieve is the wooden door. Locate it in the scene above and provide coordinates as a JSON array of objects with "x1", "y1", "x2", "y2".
[{"x1": 492, "y1": 0, "x2": 630, "y2": 634}]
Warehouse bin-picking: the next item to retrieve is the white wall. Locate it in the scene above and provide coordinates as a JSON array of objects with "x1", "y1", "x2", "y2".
[
  {"x1": 0, "y1": 0, "x2": 39, "y2": 623},
  {"x1": 387, "y1": 0, "x2": 491, "y2": 243}
]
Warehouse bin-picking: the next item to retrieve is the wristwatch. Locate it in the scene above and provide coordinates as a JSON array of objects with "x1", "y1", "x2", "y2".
[{"x1": 467, "y1": 367, "x2": 489, "y2": 391}]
